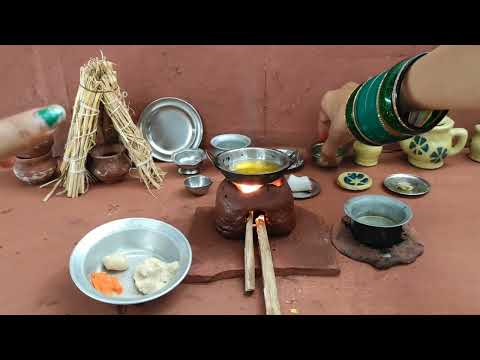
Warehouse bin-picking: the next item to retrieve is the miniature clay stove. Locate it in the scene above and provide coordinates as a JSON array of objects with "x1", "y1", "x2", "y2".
[
  {"x1": 214, "y1": 176, "x2": 296, "y2": 239},
  {"x1": 213, "y1": 175, "x2": 297, "y2": 314}
]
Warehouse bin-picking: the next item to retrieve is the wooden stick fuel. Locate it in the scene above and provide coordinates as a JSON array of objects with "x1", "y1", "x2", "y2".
[
  {"x1": 255, "y1": 215, "x2": 281, "y2": 315},
  {"x1": 244, "y1": 211, "x2": 255, "y2": 293}
]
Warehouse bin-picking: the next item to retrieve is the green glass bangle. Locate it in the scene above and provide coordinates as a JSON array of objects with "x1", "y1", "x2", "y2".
[
  {"x1": 345, "y1": 83, "x2": 380, "y2": 146},
  {"x1": 377, "y1": 57, "x2": 420, "y2": 135},
  {"x1": 347, "y1": 52, "x2": 449, "y2": 146},
  {"x1": 355, "y1": 69, "x2": 410, "y2": 144},
  {"x1": 392, "y1": 52, "x2": 449, "y2": 132},
  {"x1": 417, "y1": 110, "x2": 449, "y2": 130},
  {"x1": 391, "y1": 52, "x2": 428, "y2": 127},
  {"x1": 381, "y1": 53, "x2": 448, "y2": 134}
]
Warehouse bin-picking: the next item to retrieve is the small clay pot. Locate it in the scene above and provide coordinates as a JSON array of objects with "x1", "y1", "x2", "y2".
[
  {"x1": 13, "y1": 150, "x2": 58, "y2": 185},
  {"x1": 88, "y1": 144, "x2": 131, "y2": 184},
  {"x1": 16, "y1": 134, "x2": 54, "y2": 159}
]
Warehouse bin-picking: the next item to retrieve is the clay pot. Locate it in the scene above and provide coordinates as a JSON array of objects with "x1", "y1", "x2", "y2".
[
  {"x1": 88, "y1": 144, "x2": 131, "y2": 184},
  {"x1": 13, "y1": 150, "x2": 58, "y2": 185},
  {"x1": 16, "y1": 134, "x2": 54, "y2": 159}
]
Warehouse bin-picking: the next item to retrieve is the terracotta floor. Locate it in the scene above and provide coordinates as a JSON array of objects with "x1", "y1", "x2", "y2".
[{"x1": 1, "y1": 150, "x2": 479, "y2": 315}]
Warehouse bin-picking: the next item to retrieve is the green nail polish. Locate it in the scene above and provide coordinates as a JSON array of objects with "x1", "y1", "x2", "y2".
[{"x1": 37, "y1": 105, "x2": 66, "y2": 128}]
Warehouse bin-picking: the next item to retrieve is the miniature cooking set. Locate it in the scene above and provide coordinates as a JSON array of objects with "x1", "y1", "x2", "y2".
[{"x1": 8, "y1": 54, "x2": 479, "y2": 314}]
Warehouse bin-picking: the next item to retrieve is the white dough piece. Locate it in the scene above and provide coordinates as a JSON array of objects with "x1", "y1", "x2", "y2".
[
  {"x1": 287, "y1": 175, "x2": 312, "y2": 192},
  {"x1": 133, "y1": 257, "x2": 180, "y2": 295},
  {"x1": 102, "y1": 253, "x2": 129, "y2": 271}
]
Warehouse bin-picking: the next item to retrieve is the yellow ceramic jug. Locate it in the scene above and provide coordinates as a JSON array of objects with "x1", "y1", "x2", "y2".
[
  {"x1": 400, "y1": 116, "x2": 468, "y2": 169},
  {"x1": 469, "y1": 124, "x2": 480, "y2": 163}
]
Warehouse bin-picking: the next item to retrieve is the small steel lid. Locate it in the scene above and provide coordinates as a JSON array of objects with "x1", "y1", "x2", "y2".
[{"x1": 383, "y1": 173, "x2": 430, "y2": 196}]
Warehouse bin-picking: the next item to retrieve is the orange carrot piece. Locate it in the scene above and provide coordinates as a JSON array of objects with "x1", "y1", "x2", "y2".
[{"x1": 91, "y1": 272, "x2": 123, "y2": 296}]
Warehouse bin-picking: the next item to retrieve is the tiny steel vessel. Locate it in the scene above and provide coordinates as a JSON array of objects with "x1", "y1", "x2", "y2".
[{"x1": 344, "y1": 195, "x2": 413, "y2": 248}]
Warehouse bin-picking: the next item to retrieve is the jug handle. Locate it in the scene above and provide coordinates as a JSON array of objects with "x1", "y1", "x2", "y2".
[{"x1": 449, "y1": 128, "x2": 469, "y2": 156}]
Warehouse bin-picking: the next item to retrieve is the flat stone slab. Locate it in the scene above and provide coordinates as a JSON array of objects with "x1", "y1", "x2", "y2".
[{"x1": 184, "y1": 206, "x2": 340, "y2": 283}]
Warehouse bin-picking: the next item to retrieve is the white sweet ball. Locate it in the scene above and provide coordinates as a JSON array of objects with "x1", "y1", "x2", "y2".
[{"x1": 102, "y1": 253, "x2": 129, "y2": 271}]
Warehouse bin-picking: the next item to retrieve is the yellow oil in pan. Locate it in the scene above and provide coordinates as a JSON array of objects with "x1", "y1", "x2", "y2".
[{"x1": 231, "y1": 160, "x2": 281, "y2": 175}]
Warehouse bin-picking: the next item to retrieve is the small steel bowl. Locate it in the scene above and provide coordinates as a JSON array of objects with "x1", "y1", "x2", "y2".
[
  {"x1": 210, "y1": 134, "x2": 251, "y2": 156},
  {"x1": 344, "y1": 195, "x2": 413, "y2": 249},
  {"x1": 184, "y1": 175, "x2": 213, "y2": 196},
  {"x1": 173, "y1": 149, "x2": 206, "y2": 175},
  {"x1": 311, "y1": 142, "x2": 346, "y2": 167},
  {"x1": 69, "y1": 218, "x2": 192, "y2": 305}
]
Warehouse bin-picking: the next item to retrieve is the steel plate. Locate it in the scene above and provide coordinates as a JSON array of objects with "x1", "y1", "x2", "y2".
[
  {"x1": 69, "y1": 218, "x2": 192, "y2": 305},
  {"x1": 139, "y1": 98, "x2": 203, "y2": 162}
]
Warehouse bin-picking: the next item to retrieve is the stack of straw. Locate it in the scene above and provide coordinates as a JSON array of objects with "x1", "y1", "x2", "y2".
[{"x1": 43, "y1": 54, "x2": 166, "y2": 201}]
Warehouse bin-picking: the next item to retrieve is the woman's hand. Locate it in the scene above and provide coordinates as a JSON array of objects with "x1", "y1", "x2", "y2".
[{"x1": 317, "y1": 82, "x2": 358, "y2": 165}]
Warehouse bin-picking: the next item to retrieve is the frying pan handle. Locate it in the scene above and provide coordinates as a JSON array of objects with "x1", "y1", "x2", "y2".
[
  {"x1": 205, "y1": 149, "x2": 226, "y2": 168},
  {"x1": 287, "y1": 150, "x2": 296, "y2": 161},
  {"x1": 285, "y1": 150, "x2": 298, "y2": 166},
  {"x1": 269, "y1": 148, "x2": 298, "y2": 165},
  {"x1": 205, "y1": 150, "x2": 216, "y2": 165}
]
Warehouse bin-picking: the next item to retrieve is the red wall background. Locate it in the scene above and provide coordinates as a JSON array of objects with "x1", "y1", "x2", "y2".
[{"x1": 0, "y1": 45, "x2": 477, "y2": 156}]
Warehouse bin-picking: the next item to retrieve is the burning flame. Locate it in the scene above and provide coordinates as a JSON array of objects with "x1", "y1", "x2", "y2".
[
  {"x1": 271, "y1": 178, "x2": 283, "y2": 187},
  {"x1": 235, "y1": 183, "x2": 263, "y2": 194},
  {"x1": 233, "y1": 178, "x2": 284, "y2": 194}
]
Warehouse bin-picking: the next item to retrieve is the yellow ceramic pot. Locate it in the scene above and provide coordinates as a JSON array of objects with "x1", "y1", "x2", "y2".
[
  {"x1": 353, "y1": 141, "x2": 383, "y2": 167},
  {"x1": 469, "y1": 124, "x2": 480, "y2": 163},
  {"x1": 399, "y1": 116, "x2": 468, "y2": 169}
]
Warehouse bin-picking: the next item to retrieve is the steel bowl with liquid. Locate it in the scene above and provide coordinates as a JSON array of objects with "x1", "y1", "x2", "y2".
[
  {"x1": 344, "y1": 195, "x2": 413, "y2": 248},
  {"x1": 209, "y1": 147, "x2": 296, "y2": 185}
]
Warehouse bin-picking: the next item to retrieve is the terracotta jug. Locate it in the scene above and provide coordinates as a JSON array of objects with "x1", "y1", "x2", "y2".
[
  {"x1": 469, "y1": 124, "x2": 480, "y2": 163},
  {"x1": 88, "y1": 144, "x2": 131, "y2": 183},
  {"x1": 353, "y1": 141, "x2": 383, "y2": 167},
  {"x1": 13, "y1": 150, "x2": 58, "y2": 185},
  {"x1": 399, "y1": 116, "x2": 468, "y2": 169}
]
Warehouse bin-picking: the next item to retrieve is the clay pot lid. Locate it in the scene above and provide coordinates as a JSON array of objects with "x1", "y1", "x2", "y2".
[
  {"x1": 15, "y1": 149, "x2": 53, "y2": 163},
  {"x1": 337, "y1": 171, "x2": 372, "y2": 191},
  {"x1": 90, "y1": 143, "x2": 126, "y2": 159}
]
